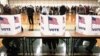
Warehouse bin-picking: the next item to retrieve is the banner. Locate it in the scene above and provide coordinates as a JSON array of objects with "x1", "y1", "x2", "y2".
[
  {"x1": 76, "y1": 14, "x2": 100, "y2": 35},
  {"x1": 0, "y1": 14, "x2": 21, "y2": 35},
  {"x1": 40, "y1": 14, "x2": 66, "y2": 36}
]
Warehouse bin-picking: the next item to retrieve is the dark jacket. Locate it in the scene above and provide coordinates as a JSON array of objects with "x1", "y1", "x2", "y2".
[
  {"x1": 27, "y1": 7, "x2": 34, "y2": 16},
  {"x1": 59, "y1": 5, "x2": 66, "y2": 15}
]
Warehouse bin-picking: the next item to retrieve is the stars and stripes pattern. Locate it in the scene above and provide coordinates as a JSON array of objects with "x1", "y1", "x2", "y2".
[
  {"x1": 48, "y1": 16, "x2": 58, "y2": 25},
  {"x1": 79, "y1": 16, "x2": 85, "y2": 24},
  {"x1": 14, "y1": 16, "x2": 19, "y2": 23},
  {"x1": 92, "y1": 17, "x2": 100, "y2": 25},
  {"x1": 0, "y1": 17, "x2": 9, "y2": 24}
]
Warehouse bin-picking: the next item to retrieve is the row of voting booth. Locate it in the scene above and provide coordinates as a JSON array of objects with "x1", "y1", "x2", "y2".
[
  {"x1": 76, "y1": 14, "x2": 100, "y2": 35},
  {"x1": 40, "y1": 14, "x2": 100, "y2": 36},
  {"x1": 0, "y1": 13, "x2": 100, "y2": 36}
]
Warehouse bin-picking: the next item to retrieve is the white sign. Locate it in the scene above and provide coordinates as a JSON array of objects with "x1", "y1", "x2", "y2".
[
  {"x1": 76, "y1": 14, "x2": 100, "y2": 35},
  {"x1": 0, "y1": 14, "x2": 21, "y2": 35},
  {"x1": 40, "y1": 14, "x2": 66, "y2": 36}
]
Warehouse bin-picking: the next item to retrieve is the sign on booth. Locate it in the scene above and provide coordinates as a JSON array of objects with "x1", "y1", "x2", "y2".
[
  {"x1": 0, "y1": 14, "x2": 21, "y2": 35},
  {"x1": 40, "y1": 14, "x2": 66, "y2": 36}
]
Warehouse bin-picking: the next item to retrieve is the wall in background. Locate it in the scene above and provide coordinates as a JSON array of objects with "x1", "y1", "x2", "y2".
[
  {"x1": 9, "y1": 0, "x2": 99, "y2": 7},
  {"x1": 0, "y1": 0, "x2": 8, "y2": 6},
  {"x1": 98, "y1": 0, "x2": 100, "y2": 2}
]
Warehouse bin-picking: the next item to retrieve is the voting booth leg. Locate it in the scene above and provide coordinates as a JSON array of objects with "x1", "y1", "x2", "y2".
[
  {"x1": 29, "y1": 38, "x2": 33, "y2": 56},
  {"x1": 22, "y1": 37, "x2": 28, "y2": 56}
]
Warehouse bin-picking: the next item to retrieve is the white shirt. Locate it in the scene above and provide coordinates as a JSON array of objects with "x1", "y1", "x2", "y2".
[{"x1": 41, "y1": 7, "x2": 49, "y2": 15}]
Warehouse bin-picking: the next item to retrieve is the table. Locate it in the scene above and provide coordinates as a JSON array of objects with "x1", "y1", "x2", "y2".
[
  {"x1": 0, "y1": 31, "x2": 100, "y2": 56},
  {"x1": 69, "y1": 31, "x2": 100, "y2": 37},
  {"x1": 0, "y1": 31, "x2": 72, "y2": 56},
  {"x1": 0, "y1": 31, "x2": 71, "y2": 37}
]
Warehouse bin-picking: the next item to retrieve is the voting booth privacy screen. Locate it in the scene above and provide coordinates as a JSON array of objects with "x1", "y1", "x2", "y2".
[
  {"x1": 0, "y1": 14, "x2": 21, "y2": 35},
  {"x1": 40, "y1": 14, "x2": 66, "y2": 36},
  {"x1": 76, "y1": 14, "x2": 100, "y2": 35}
]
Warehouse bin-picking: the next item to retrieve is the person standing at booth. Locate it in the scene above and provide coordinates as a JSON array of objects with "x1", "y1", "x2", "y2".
[
  {"x1": 59, "y1": 5, "x2": 66, "y2": 15},
  {"x1": 49, "y1": 7, "x2": 54, "y2": 15},
  {"x1": 3, "y1": 4, "x2": 11, "y2": 14},
  {"x1": 26, "y1": 5, "x2": 34, "y2": 25},
  {"x1": 0, "y1": 3, "x2": 4, "y2": 14},
  {"x1": 77, "y1": 5, "x2": 86, "y2": 14},
  {"x1": 42, "y1": 38, "x2": 59, "y2": 53},
  {"x1": 2, "y1": 38, "x2": 20, "y2": 56},
  {"x1": 41, "y1": 6, "x2": 49, "y2": 15},
  {"x1": 73, "y1": 38, "x2": 97, "y2": 54}
]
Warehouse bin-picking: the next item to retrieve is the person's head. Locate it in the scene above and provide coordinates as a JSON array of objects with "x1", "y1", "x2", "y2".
[
  {"x1": 61, "y1": 5, "x2": 65, "y2": 7},
  {"x1": 79, "y1": 5, "x2": 82, "y2": 7},
  {"x1": 29, "y1": 5, "x2": 33, "y2": 7}
]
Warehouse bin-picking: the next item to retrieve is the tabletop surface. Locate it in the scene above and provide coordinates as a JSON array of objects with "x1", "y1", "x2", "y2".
[
  {"x1": 69, "y1": 31, "x2": 100, "y2": 37},
  {"x1": 0, "y1": 31, "x2": 100, "y2": 37}
]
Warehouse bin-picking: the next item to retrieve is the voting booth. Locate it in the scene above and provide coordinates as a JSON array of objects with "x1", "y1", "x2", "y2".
[
  {"x1": 76, "y1": 14, "x2": 100, "y2": 35},
  {"x1": 40, "y1": 14, "x2": 66, "y2": 36},
  {"x1": 0, "y1": 14, "x2": 21, "y2": 35}
]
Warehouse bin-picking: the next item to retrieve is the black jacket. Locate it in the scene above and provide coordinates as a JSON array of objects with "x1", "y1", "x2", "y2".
[
  {"x1": 59, "y1": 6, "x2": 66, "y2": 15},
  {"x1": 27, "y1": 7, "x2": 34, "y2": 16}
]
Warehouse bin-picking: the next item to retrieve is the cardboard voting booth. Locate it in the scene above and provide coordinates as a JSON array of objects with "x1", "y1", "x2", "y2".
[
  {"x1": 0, "y1": 14, "x2": 21, "y2": 35},
  {"x1": 76, "y1": 14, "x2": 100, "y2": 35},
  {"x1": 40, "y1": 14, "x2": 66, "y2": 36}
]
